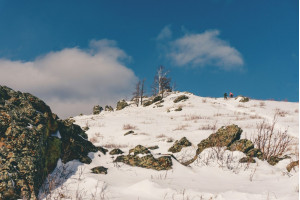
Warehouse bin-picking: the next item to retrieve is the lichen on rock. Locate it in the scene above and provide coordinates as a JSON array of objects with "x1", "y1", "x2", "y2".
[
  {"x1": 116, "y1": 100, "x2": 129, "y2": 110},
  {"x1": 168, "y1": 137, "x2": 192, "y2": 153}
]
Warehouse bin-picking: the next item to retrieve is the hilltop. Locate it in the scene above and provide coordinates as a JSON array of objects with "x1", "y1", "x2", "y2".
[{"x1": 41, "y1": 91, "x2": 299, "y2": 200}]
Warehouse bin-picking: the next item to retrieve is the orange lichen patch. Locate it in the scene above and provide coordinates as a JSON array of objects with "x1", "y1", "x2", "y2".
[{"x1": 0, "y1": 141, "x2": 6, "y2": 148}]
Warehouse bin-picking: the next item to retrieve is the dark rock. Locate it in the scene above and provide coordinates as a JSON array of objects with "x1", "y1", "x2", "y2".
[
  {"x1": 116, "y1": 100, "x2": 128, "y2": 110},
  {"x1": 173, "y1": 95, "x2": 189, "y2": 103},
  {"x1": 168, "y1": 137, "x2": 192, "y2": 153},
  {"x1": 152, "y1": 96, "x2": 162, "y2": 103},
  {"x1": 129, "y1": 145, "x2": 150, "y2": 155},
  {"x1": 91, "y1": 166, "x2": 108, "y2": 174},
  {"x1": 105, "y1": 105, "x2": 114, "y2": 112},
  {"x1": 184, "y1": 125, "x2": 242, "y2": 165},
  {"x1": 267, "y1": 155, "x2": 290, "y2": 166},
  {"x1": 143, "y1": 100, "x2": 152, "y2": 107},
  {"x1": 93, "y1": 105, "x2": 103, "y2": 115},
  {"x1": 124, "y1": 130, "x2": 134, "y2": 136},
  {"x1": 0, "y1": 86, "x2": 97, "y2": 199},
  {"x1": 109, "y1": 148, "x2": 124, "y2": 155},
  {"x1": 96, "y1": 146, "x2": 108, "y2": 155},
  {"x1": 286, "y1": 160, "x2": 299, "y2": 172},
  {"x1": 227, "y1": 139, "x2": 254, "y2": 153},
  {"x1": 239, "y1": 156, "x2": 256, "y2": 163}
]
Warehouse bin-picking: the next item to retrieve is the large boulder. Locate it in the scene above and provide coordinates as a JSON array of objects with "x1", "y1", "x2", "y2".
[
  {"x1": 0, "y1": 86, "x2": 97, "y2": 199},
  {"x1": 184, "y1": 125, "x2": 242, "y2": 165},
  {"x1": 168, "y1": 137, "x2": 192, "y2": 153}
]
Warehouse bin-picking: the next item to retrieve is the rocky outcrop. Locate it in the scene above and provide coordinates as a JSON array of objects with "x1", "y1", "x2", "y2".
[
  {"x1": 0, "y1": 86, "x2": 97, "y2": 199},
  {"x1": 93, "y1": 105, "x2": 103, "y2": 115},
  {"x1": 114, "y1": 145, "x2": 172, "y2": 170},
  {"x1": 227, "y1": 139, "x2": 254, "y2": 153},
  {"x1": 168, "y1": 137, "x2": 192, "y2": 153},
  {"x1": 184, "y1": 125, "x2": 242, "y2": 165},
  {"x1": 116, "y1": 100, "x2": 128, "y2": 110},
  {"x1": 173, "y1": 95, "x2": 189, "y2": 103},
  {"x1": 143, "y1": 96, "x2": 162, "y2": 107}
]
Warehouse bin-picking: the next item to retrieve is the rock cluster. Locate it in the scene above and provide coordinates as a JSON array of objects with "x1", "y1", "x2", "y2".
[
  {"x1": 114, "y1": 145, "x2": 172, "y2": 170},
  {"x1": 0, "y1": 86, "x2": 98, "y2": 199},
  {"x1": 93, "y1": 105, "x2": 103, "y2": 115}
]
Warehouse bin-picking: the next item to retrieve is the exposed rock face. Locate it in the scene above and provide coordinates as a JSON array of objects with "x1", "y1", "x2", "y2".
[
  {"x1": 168, "y1": 137, "x2": 192, "y2": 153},
  {"x1": 0, "y1": 86, "x2": 97, "y2": 199},
  {"x1": 173, "y1": 95, "x2": 189, "y2": 103},
  {"x1": 184, "y1": 125, "x2": 242, "y2": 165},
  {"x1": 114, "y1": 145, "x2": 172, "y2": 170},
  {"x1": 116, "y1": 100, "x2": 129, "y2": 111},
  {"x1": 93, "y1": 105, "x2": 103, "y2": 115}
]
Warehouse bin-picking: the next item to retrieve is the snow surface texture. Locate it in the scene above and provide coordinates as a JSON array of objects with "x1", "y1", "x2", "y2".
[{"x1": 40, "y1": 92, "x2": 299, "y2": 200}]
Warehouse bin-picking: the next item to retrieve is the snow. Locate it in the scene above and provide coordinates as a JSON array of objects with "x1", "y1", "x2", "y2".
[
  {"x1": 40, "y1": 92, "x2": 299, "y2": 200},
  {"x1": 51, "y1": 130, "x2": 61, "y2": 139}
]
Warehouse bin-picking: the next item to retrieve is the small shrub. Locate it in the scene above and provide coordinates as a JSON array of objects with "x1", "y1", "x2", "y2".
[
  {"x1": 156, "y1": 134, "x2": 167, "y2": 138},
  {"x1": 275, "y1": 108, "x2": 289, "y2": 117},
  {"x1": 259, "y1": 102, "x2": 266, "y2": 107},
  {"x1": 253, "y1": 114, "x2": 292, "y2": 161},
  {"x1": 202, "y1": 98, "x2": 207, "y2": 103},
  {"x1": 173, "y1": 124, "x2": 189, "y2": 131},
  {"x1": 89, "y1": 137, "x2": 99, "y2": 143},
  {"x1": 198, "y1": 123, "x2": 217, "y2": 131},
  {"x1": 103, "y1": 143, "x2": 128, "y2": 148},
  {"x1": 123, "y1": 124, "x2": 137, "y2": 130},
  {"x1": 295, "y1": 109, "x2": 299, "y2": 113}
]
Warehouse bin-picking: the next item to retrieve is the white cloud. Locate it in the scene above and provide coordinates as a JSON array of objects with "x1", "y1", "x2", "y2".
[
  {"x1": 156, "y1": 25, "x2": 172, "y2": 40},
  {"x1": 0, "y1": 39, "x2": 137, "y2": 118},
  {"x1": 165, "y1": 29, "x2": 244, "y2": 70}
]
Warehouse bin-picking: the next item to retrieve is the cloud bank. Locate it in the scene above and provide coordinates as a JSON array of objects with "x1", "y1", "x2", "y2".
[
  {"x1": 0, "y1": 39, "x2": 137, "y2": 118},
  {"x1": 160, "y1": 28, "x2": 244, "y2": 70}
]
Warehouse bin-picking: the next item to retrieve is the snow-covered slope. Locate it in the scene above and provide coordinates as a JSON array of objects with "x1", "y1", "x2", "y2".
[{"x1": 41, "y1": 92, "x2": 299, "y2": 200}]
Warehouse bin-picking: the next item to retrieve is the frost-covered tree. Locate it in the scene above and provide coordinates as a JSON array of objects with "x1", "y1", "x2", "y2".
[{"x1": 152, "y1": 66, "x2": 171, "y2": 98}]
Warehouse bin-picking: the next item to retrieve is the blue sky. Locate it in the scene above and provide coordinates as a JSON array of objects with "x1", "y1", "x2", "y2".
[{"x1": 0, "y1": 0, "x2": 298, "y2": 117}]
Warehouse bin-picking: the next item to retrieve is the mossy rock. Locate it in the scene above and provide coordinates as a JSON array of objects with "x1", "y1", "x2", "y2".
[
  {"x1": 267, "y1": 155, "x2": 290, "y2": 166},
  {"x1": 91, "y1": 166, "x2": 108, "y2": 174},
  {"x1": 174, "y1": 95, "x2": 189, "y2": 103},
  {"x1": 116, "y1": 100, "x2": 128, "y2": 110},
  {"x1": 109, "y1": 148, "x2": 124, "y2": 155},
  {"x1": 227, "y1": 139, "x2": 254, "y2": 153},
  {"x1": 114, "y1": 154, "x2": 172, "y2": 170},
  {"x1": 246, "y1": 148, "x2": 263, "y2": 160},
  {"x1": 286, "y1": 160, "x2": 299, "y2": 172},
  {"x1": 124, "y1": 130, "x2": 134, "y2": 136},
  {"x1": 168, "y1": 137, "x2": 192, "y2": 153},
  {"x1": 45, "y1": 136, "x2": 62, "y2": 172},
  {"x1": 184, "y1": 124, "x2": 242, "y2": 166},
  {"x1": 239, "y1": 156, "x2": 256, "y2": 163},
  {"x1": 129, "y1": 145, "x2": 150, "y2": 155}
]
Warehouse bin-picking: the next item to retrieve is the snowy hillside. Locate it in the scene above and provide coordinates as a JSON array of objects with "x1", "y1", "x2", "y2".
[{"x1": 41, "y1": 92, "x2": 299, "y2": 200}]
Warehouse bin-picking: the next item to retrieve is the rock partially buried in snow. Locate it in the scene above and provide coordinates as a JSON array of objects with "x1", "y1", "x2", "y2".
[
  {"x1": 105, "y1": 105, "x2": 114, "y2": 111},
  {"x1": 173, "y1": 95, "x2": 189, "y2": 103},
  {"x1": 91, "y1": 166, "x2": 108, "y2": 174},
  {"x1": 109, "y1": 148, "x2": 124, "y2": 155},
  {"x1": 227, "y1": 139, "x2": 254, "y2": 153},
  {"x1": 168, "y1": 137, "x2": 192, "y2": 153},
  {"x1": 93, "y1": 105, "x2": 103, "y2": 115},
  {"x1": 129, "y1": 145, "x2": 150, "y2": 155},
  {"x1": 286, "y1": 160, "x2": 299, "y2": 172},
  {"x1": 184, "y1": 124, "x2": 242, "y2": 165}
]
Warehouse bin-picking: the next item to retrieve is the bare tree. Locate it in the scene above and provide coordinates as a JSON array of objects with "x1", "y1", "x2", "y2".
[
  {"x1": 152, "y1": 66, "x2": 171, "y2": 98},
  {"x1": 132, "y1": 80, "x2": 141, "y2": 106},
  {"x1": 140, "y1": 79, "x2": 145, "y2": 106}
]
